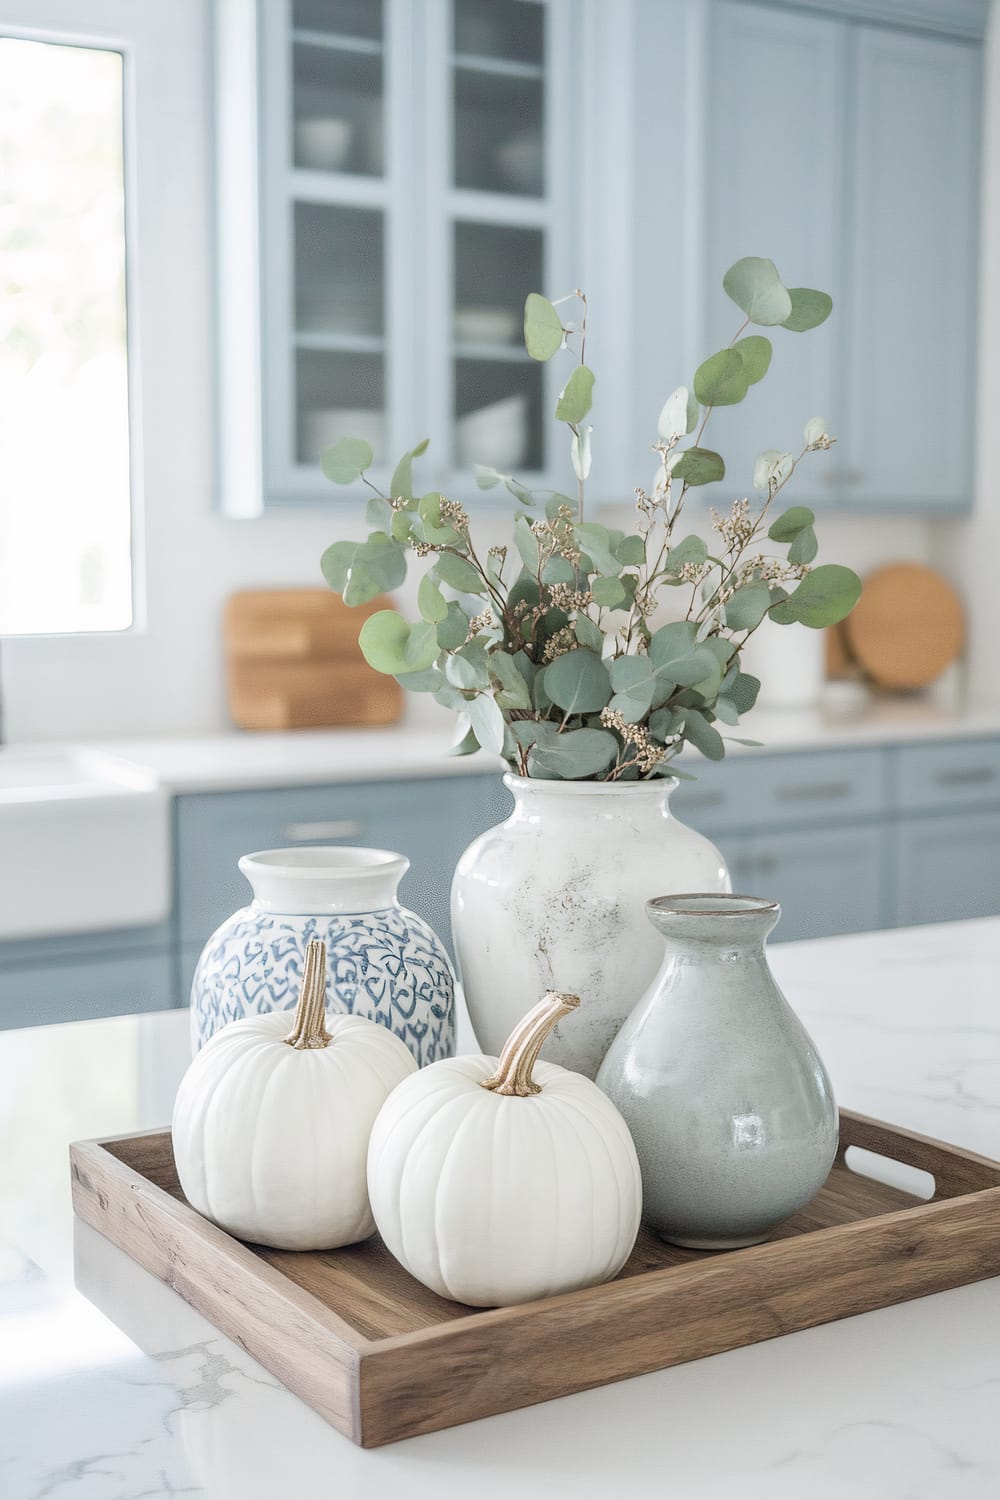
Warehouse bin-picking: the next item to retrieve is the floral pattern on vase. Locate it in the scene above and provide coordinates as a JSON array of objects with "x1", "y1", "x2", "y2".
[{"x1": 190, "y1": 847, "x2": 455, "y2": 1067}]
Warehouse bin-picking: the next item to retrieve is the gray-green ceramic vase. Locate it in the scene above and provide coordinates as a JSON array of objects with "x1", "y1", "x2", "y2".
[{"x1": 596, "y1": 894, "x2": 838, "y2": 1250}]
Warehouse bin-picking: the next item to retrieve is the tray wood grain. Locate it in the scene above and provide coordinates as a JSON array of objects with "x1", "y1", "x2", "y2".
[{"x1": 70, "y1": 1113, "x2": 1000, "y2": 1447}]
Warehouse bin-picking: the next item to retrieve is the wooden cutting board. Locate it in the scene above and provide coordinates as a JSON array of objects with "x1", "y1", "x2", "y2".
[
  {"x1": 840, "y1": 562, "x2": 965, "y2": 691},
  {"x1": 224, "y1": 589, "x2": 402, "y2": 731}
]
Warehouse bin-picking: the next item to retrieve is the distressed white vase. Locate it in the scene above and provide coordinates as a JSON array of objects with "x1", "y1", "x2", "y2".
[{"x1": 451, "y1": 775, "x2": 730, "y2": 1079}]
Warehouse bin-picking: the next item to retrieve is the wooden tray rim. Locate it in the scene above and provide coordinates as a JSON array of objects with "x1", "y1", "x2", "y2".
[{"x1": 71, "y1": 1108, "x2": 1000, "y2": 1355}]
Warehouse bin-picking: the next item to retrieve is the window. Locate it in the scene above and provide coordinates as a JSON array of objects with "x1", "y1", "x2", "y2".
[{"x1": 0, "y1": 35, "x2": 134, "y2": 635}]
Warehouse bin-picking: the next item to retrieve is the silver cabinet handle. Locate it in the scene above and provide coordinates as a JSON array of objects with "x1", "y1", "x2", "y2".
[
  {"x1": 776, "y1": 781, "x2": 850, "y2": 802},
  {"x1": 756, "y1": 853, "x2": 778, "y2": 874},
  {"x1": 934, "y1": 767, "x2": 996, "y2": 788},
  {"x1": 282, "y1": 819, "x2": 363, "y2": 842}
]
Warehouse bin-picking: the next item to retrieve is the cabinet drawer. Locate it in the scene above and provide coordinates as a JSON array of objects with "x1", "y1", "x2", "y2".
[
  {"x1": 892, "y1": 810, "x2": 1000, "y2": 926},
  {"x1": 0, "y1": 949, "x2": 175, "y2": 1031},
  {"x1": 672, "y1": 749, "x2": 885, "y2": 834},
  {"x1": 892, "y1": 739, "x2": 1000, "y2": 813}
]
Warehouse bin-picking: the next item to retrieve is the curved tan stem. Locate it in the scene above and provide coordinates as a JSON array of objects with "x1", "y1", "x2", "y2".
[
  {"x1": 481, "y1": 991, "x2": 580, "y2": 1096},
  {"x1": 285, "y1": 939, "x2": 332, "y2": 1049}
]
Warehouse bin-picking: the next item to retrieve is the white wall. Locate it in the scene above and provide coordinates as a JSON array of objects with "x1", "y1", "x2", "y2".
[{"x1": 1, "y1": 0, "x2": 990, "y2": 743}]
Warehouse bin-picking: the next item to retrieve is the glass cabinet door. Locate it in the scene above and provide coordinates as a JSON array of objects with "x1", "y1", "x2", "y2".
[
  {"x1": 250, "y1": 0, "x2": 571, "y2": 507},
  {"x1": 260, "y1": 0, "x2": 392, "y2": 499},
  {"x1": 446, "y1": 0, "x2": 554, "y2": 484}
]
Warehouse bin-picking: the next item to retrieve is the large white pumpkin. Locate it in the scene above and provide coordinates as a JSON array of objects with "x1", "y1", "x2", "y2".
[
  {"x1": 172, "y1": 939, "x2": 416, "y2": 1250},
  {"x1": 367, "y1": 991, "x2": 642, "y2": 1306}
]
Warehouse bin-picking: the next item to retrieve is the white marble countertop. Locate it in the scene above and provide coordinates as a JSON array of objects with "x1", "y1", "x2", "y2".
[
  {"x1": 1, "y1": 695, "x2": 996, "y2": 794},
  {"x1": 1, "y1": 918, "x2": 999, "y2": 1498}
]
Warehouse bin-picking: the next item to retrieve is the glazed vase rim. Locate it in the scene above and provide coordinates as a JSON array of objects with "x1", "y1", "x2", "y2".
[
  {"x1": 238, "y1": 846, "x2": 409, "y2": 916},
  {"x1": 239, "y1": 846, "x2": 409, "y2": 880},
  {"x1": 502, "y1": 772, "x2": 679, "y2": 796},
  {"x1": 647, "y1": 893, "x2": 779, "y2": 918}
]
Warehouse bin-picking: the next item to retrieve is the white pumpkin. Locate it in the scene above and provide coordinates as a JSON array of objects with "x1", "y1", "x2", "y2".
[
  {"x1": 367, "y1": 991, "x2": 642, "y2": 1306},
  {"x1": 172, "y1": 939, "x2": 416, "y2": 1250}
]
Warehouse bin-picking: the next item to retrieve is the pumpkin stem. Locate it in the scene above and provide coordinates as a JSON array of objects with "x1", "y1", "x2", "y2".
[
  {"x1": 480, "y1": 991, "x2": 580, "y2": 1096},
  {"x1": 284, "y1": 940, "x2": 333, "y2": 1049}
]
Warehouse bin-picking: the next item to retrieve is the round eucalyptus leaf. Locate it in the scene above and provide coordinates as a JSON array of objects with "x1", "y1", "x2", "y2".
[
  {"x1": 418, "y1": 574, "x2": 448, "y2": 624},
  {"x1": 523, "y1": 292, "x2": 564, "y2": 361},
  {"x1": 713, "y1": 695, "x2": 740, "y2": 726},
  {"x1": 466, "y1": 693, "x2": 506, "y2": 757},
  {"x1": 396, "y1": 666, "x2": 446, "y2": 693},
  {"x1": 657, "y1": 386, "x2": 691, "y2": 441},
  {"x1": 768, "y1": 564, "x2": 862, "y2": 628},
  {"x1": 359, "y1": 611, "x2": 439, "y2": 675},
  {"x1": 591, "y1": 575, "x2": 629, "y2": 609},
  {"x1": 804, "y1": 415, "x2": 827, "y2": 446},
  {"x1": 767, "y1": 505, "x2": 815, "y2": 542},
  {"x1": 783, "y1": 288, "x2": 833, "y2": 332},
  {"x1": 670, "y1": 447, "x2": 726, "y2": 486},
  {"x1": 615, "y1": 534, "x2": 646, "y2": 566},
  {"x1": 448, "y1": 718, "x2": 480, "y2": 757},
  {"x1": 542, "y1": 648, "x2": 612, "y2": 714},
  {"x1": 527, "y1": 727, "x2": 619, "y2": 780},
  {"x1": 734, "y1": 334, "x2": 772, "y2": 385},
  {"x1": 682, "y1": 707, "x2": 726, "y2": 761},
  {"x1": 574, "y1": 613, "x2": 604, "y2": 653},
  {"x1": 437, "y1": 600, "x2": 470, "y2": 650},
  {"x1": 474, "y1": 465, "x2": 503, "y2": 490},
  {"x1": 433, "y1": 551, "x2": 486, "y2": 594},
  {"x1": 321, "y1": 533, "x2": 407, "y2": 606},
  {"x1": 753, "y1": 450, "x2": 794, "y2": 491},
  {"x1": 320, "y1": 436, "x2": 374, "y2": 485},
  {"x1": 663, "y1": 533, "x2": 708, "y2": 576},
  {"x1": 575, "y1": 523, "x2": 621, "y2": 577},
  {"x1": 390, "y1": 451, "x2": 414, "y2": 501},
  {"x1": 649, "y1": 622, "x2": 718, "y2": 686},
  {"x1": 787, "y1": 524, "x2": 818, "y2": 565},
  {"x1": 730, "y1": 671, "x2": 761, "y2": 715},
  {"x1": 556, "y1": 364, "x2": 596, "y2": 424},
  {"x1": 724, "y1": 583, "x2": 771, "y2": 632},
  {"x1": 722, "y1": 257, "x2": 793, "y2": 327},
  {"x1": 693, "y1": 348, "x2": 749, "y2": 407},
  {"x1": 490, "y1": 650, "x2": 532, "y2": 710}
]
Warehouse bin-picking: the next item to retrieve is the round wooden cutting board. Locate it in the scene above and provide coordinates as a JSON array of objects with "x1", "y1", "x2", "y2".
[{"x1": 843, "y1": 562, "x2": 964, "y2": 690}]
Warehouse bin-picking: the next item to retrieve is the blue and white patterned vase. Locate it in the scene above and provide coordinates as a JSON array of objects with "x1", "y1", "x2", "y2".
[{"x1": 190, "y1": 846, "x2": 455, "y2": 1066}]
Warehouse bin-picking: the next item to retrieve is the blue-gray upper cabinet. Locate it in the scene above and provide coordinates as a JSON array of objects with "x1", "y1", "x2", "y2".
[
  {"x1": 704, "y1": 2, "x2": 847, "y2": 507},
  {"x1": 845, "y1": 26, "x2": 980, "y2": 511},
  {"x1": 703, "y1": 1, "x2": 981, "y2": 513}
]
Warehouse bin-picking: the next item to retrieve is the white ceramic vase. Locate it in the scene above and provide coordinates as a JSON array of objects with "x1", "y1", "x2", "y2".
[{"x1": 451, "y1": 775, "x2": 730, "y2": 1079}]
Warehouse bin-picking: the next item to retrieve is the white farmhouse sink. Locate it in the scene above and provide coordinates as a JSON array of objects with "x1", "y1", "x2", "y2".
[{"x1": 0, "y1": 748, "x2": 170, "y2": 941}]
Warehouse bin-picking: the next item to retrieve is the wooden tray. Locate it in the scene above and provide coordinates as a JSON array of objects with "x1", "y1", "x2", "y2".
[{"x1": 70, "y1": 1113, "x2": 1000, "y2": 1448}]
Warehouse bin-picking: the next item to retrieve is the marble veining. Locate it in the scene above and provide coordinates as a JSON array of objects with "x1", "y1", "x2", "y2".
[{"x1": 1, "y1": 919, "x2": 999, "y2": 1497}]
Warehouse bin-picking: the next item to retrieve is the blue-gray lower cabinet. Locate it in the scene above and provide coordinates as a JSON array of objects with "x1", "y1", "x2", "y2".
[
  {"x1": 0, "y1": 949, "x2": 174, "y2": 1031},
  {"x1": 892, "y1": 810, "x2": 1000, "y2": 926}
]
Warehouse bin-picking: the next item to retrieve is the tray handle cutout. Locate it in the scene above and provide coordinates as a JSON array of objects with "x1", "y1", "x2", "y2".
[
  {"x1": 839, "y1": 1111, "x2": 1000, "y2": 1201},
  {"x1": 844, "y1": 1146, "x2": 935, "y2": 1202}
]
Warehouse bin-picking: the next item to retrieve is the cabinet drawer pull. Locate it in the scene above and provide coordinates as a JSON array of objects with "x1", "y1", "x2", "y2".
[
  {"x1": 776, "y1": 781, "x2": 850, "y2": 803},
  {"x1": 934, "y1": 767, "x2": 996, "y2": 788},
  {"x1": 756, "y1": 853, "x2": 778, "y2": 874},
  {"x1": 282, "y1": 819, "x2": 364, "y2": 842}
]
